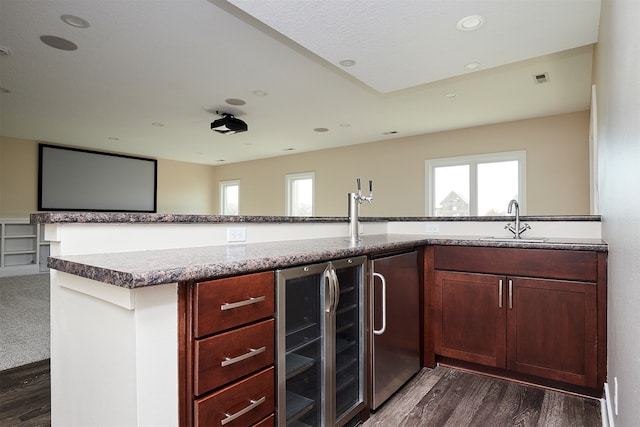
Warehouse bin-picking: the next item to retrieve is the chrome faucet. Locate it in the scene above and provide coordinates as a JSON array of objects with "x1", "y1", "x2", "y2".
[
  {"x1": 348, "y1": 178, "x2": 373, "y2": 242},
  {"x1": 505, "y1": 199, "x2": 530, "y2": 239}
]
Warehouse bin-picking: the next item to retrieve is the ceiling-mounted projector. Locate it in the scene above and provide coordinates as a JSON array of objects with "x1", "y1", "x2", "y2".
[{"x1": 211, "y1": 113, "x2": 248, "y2": 135}]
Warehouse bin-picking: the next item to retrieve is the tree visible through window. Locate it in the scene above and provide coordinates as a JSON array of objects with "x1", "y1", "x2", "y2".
[{"x1": 425, "y1": 151, "x2": 526, "y2": 216}]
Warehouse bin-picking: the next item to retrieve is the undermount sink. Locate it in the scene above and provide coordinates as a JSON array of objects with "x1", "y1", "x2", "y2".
[{"x1": 479, "y1": 236, "x2": 548, "y2": 243}]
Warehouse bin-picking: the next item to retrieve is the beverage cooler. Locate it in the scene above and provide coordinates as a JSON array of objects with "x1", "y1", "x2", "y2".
[{"x1": 276, "y1": 256, "x2": 367, "y2": 427}]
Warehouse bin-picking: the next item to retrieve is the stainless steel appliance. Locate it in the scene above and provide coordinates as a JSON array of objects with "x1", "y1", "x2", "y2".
[
  {"x1": 276, "y1": 256, "x2": 367, "y2": 427},
  {"x1": 369, "y1": 251, "x2": 421, "y2": 410}
]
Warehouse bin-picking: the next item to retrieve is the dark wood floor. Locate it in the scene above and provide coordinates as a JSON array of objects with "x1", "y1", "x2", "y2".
[
  {"x1": 0, "y1": 360, "x2": 50, "y2": 427},
  {"x1": 0, "y1": 361, "x2": 601, "y2": 427},
  {"x1": 364, "y1": 366, "x2": 602, "y2": 427}
]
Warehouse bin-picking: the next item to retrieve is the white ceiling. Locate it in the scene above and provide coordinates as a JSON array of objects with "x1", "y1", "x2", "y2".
[{"x1": 0, "y1": 0, "x2": 601, "y2": 165}]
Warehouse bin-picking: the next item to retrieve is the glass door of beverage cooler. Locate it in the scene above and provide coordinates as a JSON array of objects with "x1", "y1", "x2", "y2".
[
  {"x1": 332, "y1": 257, "x2": 366, "y2": 425},
  {"x1": 276, "y1": 256, "x2": 366, "y2": 427}
]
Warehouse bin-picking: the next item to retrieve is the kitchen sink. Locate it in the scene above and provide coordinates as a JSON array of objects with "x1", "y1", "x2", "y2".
[{"x1": 478, "y1": 236, "x2": 548, "y2": 243}]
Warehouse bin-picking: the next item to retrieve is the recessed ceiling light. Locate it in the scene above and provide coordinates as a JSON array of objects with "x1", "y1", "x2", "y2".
[
  {"x1": 152, "y1": 122, "x2": 164, "y2": 127},
  {"x1": 445, "y1": 93, "x2": 457, "y2": 98},
  {"x1": 225, "y1": 98, "x2": 246, "y2": 106},
  {"x1": 107, "y1": 136, "x2": 120, "y2": 141},
  {"x1": 382, "y1": 131, "x2": 398, "y2": 135},
  {"x1": 40, "y1": 35, "x2": 78, "y2": 51},
  {"x1": 314, "y1": 127, "x2": 329, "y2": 132},
  {"x1": 61, "y1": 14, "x2": 90, "y2": 28},
  {"x1": 339, "y1": 59, "x2": 356, "y2": 67},
  {"x1": 456, "y1": 15, "x2": 485, "y2": 31},
  {"x1": 252, "y1": 90, "x2": 268, "y2": 97},
  {"x1": 464, "y1": 62, "x2": 482, "y2": 70},
  {"x1": 283, "y1": 148, "x2": 295, "y2": 151},
  {"x1": 216, "y1": 159, "x2": 226, "y2": 162}
]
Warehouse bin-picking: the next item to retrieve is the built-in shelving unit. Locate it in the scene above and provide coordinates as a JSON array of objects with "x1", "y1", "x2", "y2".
[{"x1": 0, "y1": 218, "x2": 49, "y2": 277}]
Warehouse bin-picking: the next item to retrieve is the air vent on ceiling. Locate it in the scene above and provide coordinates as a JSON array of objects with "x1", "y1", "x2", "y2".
[{"x1": 533, "y1": 72, "x2": 550, "y2": 84}]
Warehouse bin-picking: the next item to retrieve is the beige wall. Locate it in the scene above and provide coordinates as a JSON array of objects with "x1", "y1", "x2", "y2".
[
  {"x1": 215, "y1": 111, "x2": 591, "y2": 216},
  {"x1": 0, "y1": 137, "x2": 218, "y2": 217},
  {"x1": 1, "y1": 111, "x2": 589, "y2": 218},
  {"x1": 156, "y1": 158, "x2": 216, "y2": 214},
  {"x1": 0, "y1": 136, "x2": 39, "y2": 217}
]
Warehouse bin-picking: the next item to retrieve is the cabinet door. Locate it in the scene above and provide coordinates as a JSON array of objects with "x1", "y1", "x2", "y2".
[
  {"x1": 507, "y1": 277, "x2": 598, "y2": 388},
  {"x1": 434, "y1": 271, "x2": 506, "y2": 368}
]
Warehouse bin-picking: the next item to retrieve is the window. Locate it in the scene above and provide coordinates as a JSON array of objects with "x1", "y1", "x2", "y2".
[
  {"x1": 220, "y1": 180, "x2": 239, "y2": 215},
  {"x1": 425, "y1": 151, "x2": 526, "y2": 216},
  {"x1": 286, "y1": 172, "x2": 314, "y2": 216}
]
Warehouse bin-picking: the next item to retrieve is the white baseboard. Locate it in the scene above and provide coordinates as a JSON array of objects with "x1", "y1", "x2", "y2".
[{"x1": 603, "y1": 382, "x2": 614, "y2": 427}]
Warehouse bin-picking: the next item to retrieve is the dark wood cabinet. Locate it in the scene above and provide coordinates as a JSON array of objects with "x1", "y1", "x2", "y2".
[
  {"x1": 434, "y1": 271, "x2": 506, "y2": 368},
  {"x1": 432, "y1": 246, "x2": 606, "y2": 392},
  {"x1": 179, "y1": 271, "x2": 276, "y2": 427},
  {"x1": 507, "y1": 276, "x2": 597, "y2": 386}
]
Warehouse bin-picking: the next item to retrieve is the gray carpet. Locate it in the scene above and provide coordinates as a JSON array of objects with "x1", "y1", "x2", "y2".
[{"x1": 0, "y1": 273, "x2": 50, "y2": 371}]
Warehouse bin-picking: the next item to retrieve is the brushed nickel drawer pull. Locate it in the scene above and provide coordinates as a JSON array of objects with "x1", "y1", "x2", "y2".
[
  {"x1": 221, "y1": 346, "x2": 266, "y2": 367},
  {"x1": 499, "y1": 279, "x2": 503, "y2": 309},
  {"x1": 220, "y1": 296, "x2": 266, "y2": 311},
  {"x1": 508, "y1": 279, "x2": 513, "y2": 309},
  {"x1": 221, "y1": 396, "x2": 266, "y2": 425}
]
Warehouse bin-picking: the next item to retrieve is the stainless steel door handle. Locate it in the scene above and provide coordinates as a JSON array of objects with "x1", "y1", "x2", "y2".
[
  {"x1": 373, "y1": 272, "x2": 387, "y2": 335},
  {"x1": 221, "y1": 346, "x2": 266, "y2": 367},
  {"x1": 331, "y1": 267, "x2": 340, "y2": 311},
  {"x1": 325, "y1": 267, "x2": 334, "y2": 313},
  {"x1": 499, "y1": 279, "x2": 503, "y2": 308},
  {"x1": 220, "y1": 396, "x2": 266, "y2": 425},
  {"x1": 508, "y1": 279, "x2": 513, "y2": 309},
  {"x1": 220, "y1": 296, "x2": 265, "y2": 311}
]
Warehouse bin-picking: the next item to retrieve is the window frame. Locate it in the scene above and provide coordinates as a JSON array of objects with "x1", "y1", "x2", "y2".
[
  {"x1": 285, "y1": 172, "x2": 315, "y2": 216},
  {"x1": 425, "y1": 151, "x2": 526, "y2": 216},
  {"x1": 219, "y1": 180, "x2": 240, "y2": 215}
]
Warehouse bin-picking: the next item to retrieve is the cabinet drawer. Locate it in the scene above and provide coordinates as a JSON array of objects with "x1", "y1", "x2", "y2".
[
  {"x1": 434, "y1": 246, "x2": 598, "y2": 282},
  {"x1": 195, "y1": 271, "x2": 274, "y2": 337},
  {"x1": 253, "y1": 414, "x2": 275, "y2": 427},
  {"x1": 195, "y1": 319, "x2": 275, "y2": 395},
  {"x1": 195, "y1": 367, "x2": 275, "y2": 427}
]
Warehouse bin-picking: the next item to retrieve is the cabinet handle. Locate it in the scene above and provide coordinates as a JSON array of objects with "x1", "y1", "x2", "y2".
[
  {"x1": 325, "y1": 267, "x2": 335, "y2": 313},
  {"x1": 221, "y1": 346, "x2": 266, "y2": 367},
  {"x1": 372, "y1": 272, "x2": 387, "y2": 335},
  {"x1": 508, "y1": 279, "x2": 513, "y2": 309},
  {"x1": 220, "y1": 296, "x2": 265, "y2": 311},
  {"x1": 221, "y1": 396, "x2": 266, "y2": 425},
  {"x1": 331, "y1": 268, "x2": 340, "y2": 311},
  {"x1": 499, "y1": 279, "x2": 503, "y2": 309}
]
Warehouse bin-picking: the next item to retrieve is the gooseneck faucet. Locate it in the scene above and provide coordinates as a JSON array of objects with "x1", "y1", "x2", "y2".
[
  {"x1": 505, "y1": 199, "x2": 530, "y2": 239},
  {"x1": 348, "y1": 178, "x2": 373, "y2": 242}
]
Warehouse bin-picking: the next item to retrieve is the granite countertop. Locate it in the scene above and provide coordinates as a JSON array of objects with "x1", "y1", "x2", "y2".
[
  {"x1": 47, "y1": 234, "x2": 607, "y2": 289},
  {"x1": 31, "y1": 211, "x2": 602, "y2": 224}
]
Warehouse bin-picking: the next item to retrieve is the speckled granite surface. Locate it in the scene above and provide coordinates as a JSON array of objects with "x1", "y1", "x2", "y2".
[
  {"x1": 47, "y1": 234, "x2": 607, "y2": 289},
  {"x1": 31, "y1": 212, "x2": 346, "y2": 224},
  {"x1": 31, "y1": 212, "x2": 601, "y2": 224}
]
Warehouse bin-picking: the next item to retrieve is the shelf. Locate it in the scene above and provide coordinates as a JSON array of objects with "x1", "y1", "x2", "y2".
[
  {"x1": 336, "y1": 303, "x2": 357, "y2": 316},
  {"x1": 336, "y1": 355, "x2": 358, "y2": 377},
  {"x1": 286, "y1": 353, "x2": 315, "y2": 380},
  {"x1": 336, "y1": 322, "x2": 355, "y2": 334},
  {"x1": 4, "y1": 250, "x2": 36, "y2": 255},
  {"x1": 336, "y1": 337, "x2": 356, "y2": 355},
  {"x1": 286, "y1": 391, "x2": 314, "y2": 425},
  {"x1": 0, "y1": 219, "x2": 48, "y2": 276}
]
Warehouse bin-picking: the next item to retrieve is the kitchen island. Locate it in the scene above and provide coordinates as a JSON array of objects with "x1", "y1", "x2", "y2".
[{"x1": 32, "y1": 212, "x2": 606, "y2": 426}]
